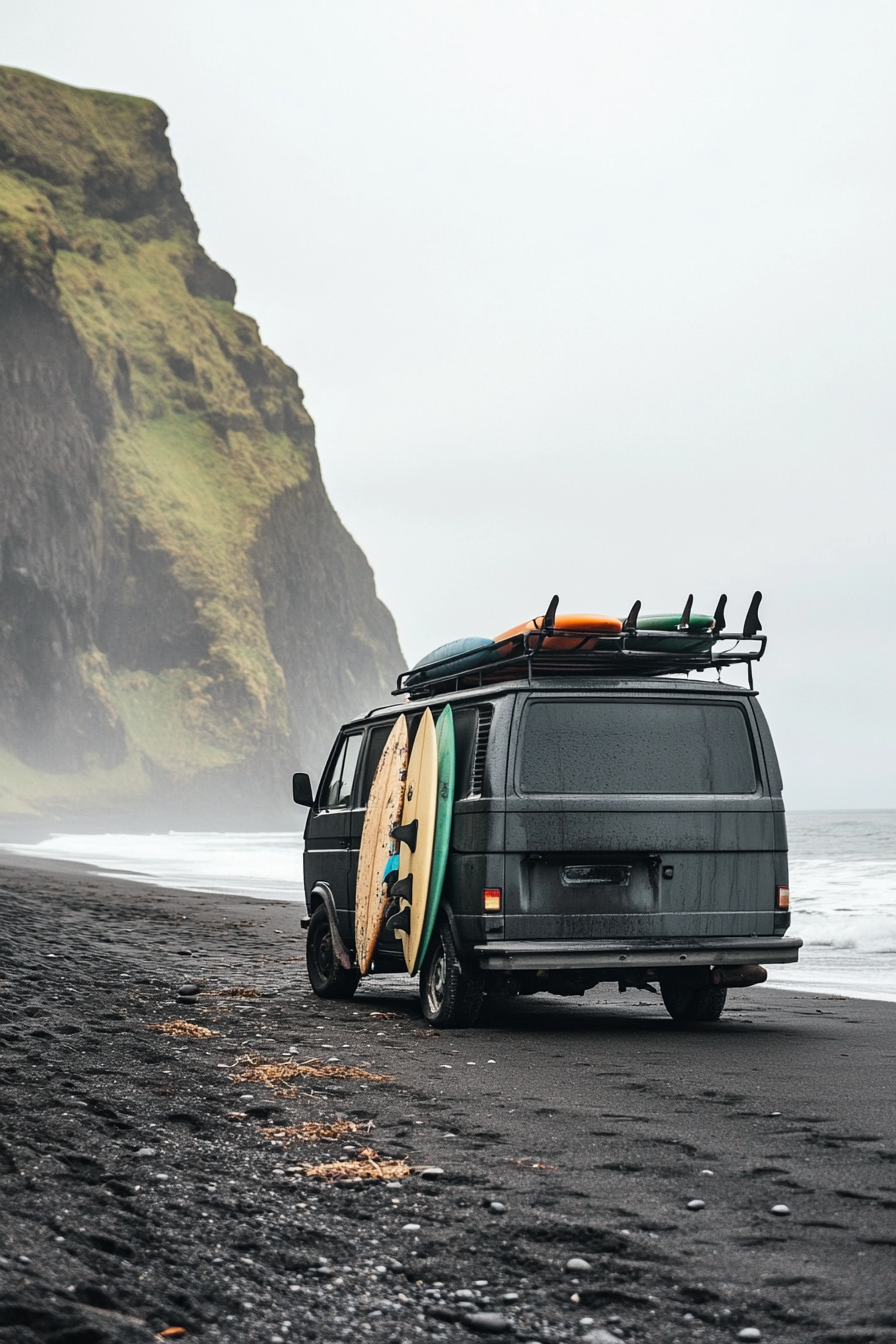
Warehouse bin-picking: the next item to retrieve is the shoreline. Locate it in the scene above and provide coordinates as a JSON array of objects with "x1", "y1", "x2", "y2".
[
  {"x1": 2, "y1": 846, "x2": 894, "y2": 1007},
  {"x1": 1, "y1": 859, "x2": 895, "y2": 1344}
]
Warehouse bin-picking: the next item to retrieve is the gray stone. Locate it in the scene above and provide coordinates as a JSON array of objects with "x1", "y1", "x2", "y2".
[
  {"x1": 583, "y1": 1332, "x2": 620, "y2": 1344},
  {"x1": 770, "y1": 1203, "x2": 791, "y2": 1216},
  {"x1": 686, "y1": 1199, "x2": 705, "y2": 1210},
  {"x1": 401, "y1": 1223, "x2": 420, "y2": 1233},
  {"x1": 427, "y1": 1304, "x2": 460, "y2": 1323},
  {"x1": 136, "y1": 1147, "x2": 157, "y2": 1158},
  {"x1": 736, "y1": 1331, "x2": 762, "y2": 1342},
  {"x1": 565, "y1": 1257, "x2": 592, "y2": 1272},
  {"x1": 488, "y1": 1201, "x2": 506, "y2": 1214},
  {"x1": 178, "y1": 984, "x2": 200, "y2": 996},
  {"x1": 420, "y1": 1167, "x2": 445, "y2": 1179},
  {"x1": 463, "y1": 1312, "x2": 513, "y2": 1334}
]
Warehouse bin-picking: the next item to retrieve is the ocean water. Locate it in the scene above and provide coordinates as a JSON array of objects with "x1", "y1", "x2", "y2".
[
  {"x1": 2, "y1": 811, "x2": 894, "y2": 1002},
  {"x1": 1, "y1": 830, "x2": 305, "y2": 904},
  {"x1": 766, "y1": 811, "x2": 896, "y2": 1003}
]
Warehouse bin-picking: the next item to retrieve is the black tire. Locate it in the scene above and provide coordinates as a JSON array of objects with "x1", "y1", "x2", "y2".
[
  {"x1": 419, "y1": 919, "x2": 484, "y2": 1028},
  {"x1": 660, "y1": 970, "x2": 727, "y2": 1022},
  {"x1": 306, "y1": 906, "x2": 360, "y2": 1000}
]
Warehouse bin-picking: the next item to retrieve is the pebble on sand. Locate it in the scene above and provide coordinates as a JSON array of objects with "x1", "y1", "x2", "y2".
[
  {"x1": 737, "y1": 1330, "x2": 762, "y2": 1341},
  {"x1": 686, "y1": 1199, "x2": 706, "y2": 1210},
  {"x1": 420, "y1": 1167, "x2": 444, "y2": 1179},
  {"x1": 136, "y1": 1147, "x2": 157, "y2": 1158},
  {"x1": 178, "y1": 984, "x2": 199, "y2": 996},
  {"x1": 565, "y1": 1257, "x2": 592, "y2": 1272},
  {"x1": 463, "y1": 1311, "x2": 513, "y2": 1333},
  {"x1": 401, "y1": 1223, "x2": 421, "y2": 1233},
  {"x1": 770, "y1": 1204, "x2": 791, "y2": 1216},
  {"x1": 488, "y1": 1201, "x2": 506, "y2": 1214},
  {"x1": 583, "y1": 1331, "x2": 620, "y2": 1344}
]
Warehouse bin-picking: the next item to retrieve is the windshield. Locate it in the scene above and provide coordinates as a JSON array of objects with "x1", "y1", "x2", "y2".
[{"x1": 519, "y1": 698, "x2": 757, "y2": 795}]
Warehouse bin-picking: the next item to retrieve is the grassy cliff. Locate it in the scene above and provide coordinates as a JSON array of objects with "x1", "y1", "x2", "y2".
[{"x1": 0, "y1": 67, "x2": 403, "y2": 818}]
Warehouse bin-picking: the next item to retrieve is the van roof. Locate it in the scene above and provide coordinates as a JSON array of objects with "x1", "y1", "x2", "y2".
[{"x1": 346, "y1": 674, "x2": 757, "y2": 730}]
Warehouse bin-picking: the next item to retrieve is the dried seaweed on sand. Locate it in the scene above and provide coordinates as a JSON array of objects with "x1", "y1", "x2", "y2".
[
  {"x1": 222, "y1": 986, "x2": 258, "y2": 997},
  {"x1": 261, "y1": 1119, "x2": 373, "y2": 1146},
  {"x1": 147, "y1": 1020, "x2": 219, "y2": 1038},
  {"x1": 231, "y1": 1056, "x2": 391, "y2": 1090},
  {"x1": 300, "y1": 1146, "x2": 410, "y2": 1182}
]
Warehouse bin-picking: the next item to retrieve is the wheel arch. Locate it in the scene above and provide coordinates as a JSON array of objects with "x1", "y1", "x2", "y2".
[{"x1": 309, "y1": 881, "x2": 353, "y2": 970}]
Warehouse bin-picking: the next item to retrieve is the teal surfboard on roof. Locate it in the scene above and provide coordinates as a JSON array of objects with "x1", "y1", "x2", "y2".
[{"x1": 406, "y1": 636, "x2": 500, "y2": 687}]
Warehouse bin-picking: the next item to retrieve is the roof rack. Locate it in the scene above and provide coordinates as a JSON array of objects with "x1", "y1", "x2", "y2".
[{"x1": 395, "y1": 591, "x2": 767, "y2": 699}]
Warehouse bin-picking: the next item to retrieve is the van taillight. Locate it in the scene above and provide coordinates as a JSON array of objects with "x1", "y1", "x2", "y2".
[
  {"x1": 483, "y1": 888, "x2": 502, "y2": 912},
  {"x1": 776, "y1": 886, "x2": 790, "y2": 909}
]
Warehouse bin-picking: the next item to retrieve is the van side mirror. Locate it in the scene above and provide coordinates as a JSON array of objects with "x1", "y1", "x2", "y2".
[{"x1": 292, "y1": 772, "x2": 314, "y2": 807}]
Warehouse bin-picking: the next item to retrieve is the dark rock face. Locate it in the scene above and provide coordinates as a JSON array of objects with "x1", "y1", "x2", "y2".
[
  {"x1": 0, "y1": 66, "x2": 403, "y2": 814},
  {"x1": 0, "y1": 282, "x2": 123, "y2": 771},
  {"x1": 97, "y1": 518, "x2": 213, "y2": 676},
  {"x1": 253, "y1": 468, "x2": 400, "y2": 772}
]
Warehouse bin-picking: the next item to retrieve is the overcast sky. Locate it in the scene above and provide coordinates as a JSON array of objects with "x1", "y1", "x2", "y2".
[{"x1": 5, "y1": 2, "x2": 895, "y2": 807}]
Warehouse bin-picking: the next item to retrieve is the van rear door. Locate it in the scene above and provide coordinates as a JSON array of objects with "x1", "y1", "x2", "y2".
[{"x1": 504, "y1": 690, "x2": 778, "y2": 941}]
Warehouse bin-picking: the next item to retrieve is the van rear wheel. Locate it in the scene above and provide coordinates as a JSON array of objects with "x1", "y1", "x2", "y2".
[
  {"x1": 419, "y1": 919, "x2": 484, "y2": 1028},
  {"x1": 660, "y1": 970, "x2": 727, "y2": 1022}
]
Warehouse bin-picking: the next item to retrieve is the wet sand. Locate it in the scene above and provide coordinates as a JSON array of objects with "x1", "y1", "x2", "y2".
[{"x1": 0, "y1": 859, "x2": 894, "y2": 1344}]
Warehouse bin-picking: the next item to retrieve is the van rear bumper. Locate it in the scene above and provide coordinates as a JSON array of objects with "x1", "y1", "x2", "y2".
[{"x1": 474, "y1": 935, "x2": 802, "y2": 973}]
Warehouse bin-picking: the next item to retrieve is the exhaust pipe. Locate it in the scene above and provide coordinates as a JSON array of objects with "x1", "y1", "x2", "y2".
[{"x1": 712, "y1": 963, "x2": 768, "y2": 988}]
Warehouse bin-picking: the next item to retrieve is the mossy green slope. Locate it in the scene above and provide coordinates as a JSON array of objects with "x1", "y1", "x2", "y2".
[{"x1": 0, "y1": 67, "x2": 402, "y2": 816}]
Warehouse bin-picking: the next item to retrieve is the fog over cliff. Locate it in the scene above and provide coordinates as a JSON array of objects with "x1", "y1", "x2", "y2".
[{"x1": 0, "y1": 66, "x2": 404, "y2": 820}]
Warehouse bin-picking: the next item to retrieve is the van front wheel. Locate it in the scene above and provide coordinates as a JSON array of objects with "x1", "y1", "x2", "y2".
[
  {"x1": 306, "y1": 906, "x2": 360, "y2": 1000},
  {"x1": 420, "y1": 920, "x2": 484, "y2": 1028},
  {"x1": 660, "y1": 970, "x2": 727, "y2": 1022}
]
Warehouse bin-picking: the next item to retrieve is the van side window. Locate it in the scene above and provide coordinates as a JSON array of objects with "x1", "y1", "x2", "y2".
[
  {"x1": 453, "y1": 707, "x2": 480, "y2": 798},
  {"x1": 359, "y1": 723, "x2": 393, "y2": 806},
  {"x1": 320, "y1": 732, "x2": 363, "y2": 809}
]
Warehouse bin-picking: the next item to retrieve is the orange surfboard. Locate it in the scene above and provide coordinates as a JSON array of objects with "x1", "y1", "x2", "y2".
[{"x1": 494, "y1": 611, "x2": 622, "y2": 653}]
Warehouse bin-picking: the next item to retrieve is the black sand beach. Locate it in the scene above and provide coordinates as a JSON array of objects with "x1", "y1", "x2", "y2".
[{"x1": 1, "y1": 860, "x2": 894, "y2": 1344}]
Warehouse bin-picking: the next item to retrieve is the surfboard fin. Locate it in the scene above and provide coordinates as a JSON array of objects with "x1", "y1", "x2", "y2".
[
  {"x1": 622, "y1": 600, "x2": 641, "y2": 631},
  {"x1": 390, "y1": 819, "x2": 418, "y2": 852},
  {"x1": 743, "y1": 590, "x2": 763, "y2": 638},
  {"x1": 386, "y1": 902, "x2": 412, "y2": 935},
  {"x1": 542, "y1": 594, "x2": 559, "y2": 633},
  {"x1": 676, "y1": 594, "x2": 694, "y2": 630},
  {"x1": 390, "y1": 874, "x2": 413, "y2": 904},
  {"x1": 712, "y1": 593, "x2": 728, "y2": 633}
]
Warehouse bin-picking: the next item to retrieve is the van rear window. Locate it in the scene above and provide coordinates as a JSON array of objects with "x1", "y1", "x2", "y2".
[{"x1": 520, "y1": 699, "x2": 757, "y2": 795}]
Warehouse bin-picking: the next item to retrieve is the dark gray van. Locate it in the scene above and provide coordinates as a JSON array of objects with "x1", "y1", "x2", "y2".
[{"x1": 294, "y1": 597, "x2": 801, "y2": 1027}]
